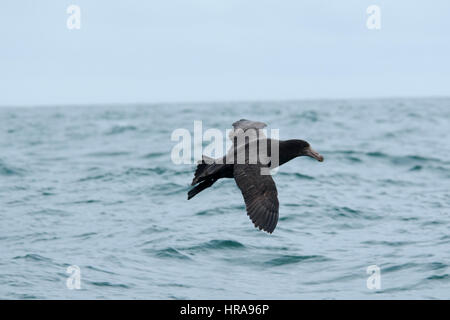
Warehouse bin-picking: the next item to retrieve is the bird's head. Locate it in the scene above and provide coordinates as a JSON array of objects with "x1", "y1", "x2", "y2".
[{"x1": 294, "y1": 140, "x2": 324, "y2": 162}]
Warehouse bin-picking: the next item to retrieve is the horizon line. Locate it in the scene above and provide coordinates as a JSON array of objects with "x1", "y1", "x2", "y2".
[{"x1": 0, "y1": 94, "x2": 449, "y2": 108}]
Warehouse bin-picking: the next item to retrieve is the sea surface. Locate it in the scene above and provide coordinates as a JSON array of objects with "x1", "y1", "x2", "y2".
[{"x1": 1, "y1": 98, "x2": 449, "y2": 299}]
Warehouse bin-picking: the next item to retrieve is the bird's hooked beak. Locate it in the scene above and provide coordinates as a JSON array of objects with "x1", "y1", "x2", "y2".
[{"x1": 304, "y1": 147, "x2": 324, "y2": 162}]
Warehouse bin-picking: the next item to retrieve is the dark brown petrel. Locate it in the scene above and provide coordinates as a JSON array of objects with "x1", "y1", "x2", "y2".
[{"x1": 187, "y1": 119, "x2": 324, "y2": 234}]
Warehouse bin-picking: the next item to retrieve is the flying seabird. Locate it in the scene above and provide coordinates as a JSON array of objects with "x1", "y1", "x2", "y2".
[{"x1": 187, "y1": 119, "x2": 324, "y2": 234}]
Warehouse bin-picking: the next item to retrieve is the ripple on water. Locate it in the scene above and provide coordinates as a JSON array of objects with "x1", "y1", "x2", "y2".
[
  {"x1": 151, "y1": 183, "x2": 187, "y2": 196},
  {"x1": 361, "y1": 240, "x2": 416, "y2": 247},
  {"x1": 186, "y1": 240, "x2": 246, "y2": 252},
  {"x1": 78, "y1": 173, "x2": 115, "y2": 182},
  {"x1": 105, "y1": 125, "x2": 137, "y2": 135},
  {"x1": 425, "y1": 262, "x2": 448, "y2": 271},
  {"x1": 294, "y1": 110, "x2": 319, "y2": 122},
  {"x1": 28, "y1": 209, "x2": 71, "y2": 217},
  {"x1": 427, "y1": 274, "x2": 450, "y2": 281},
  {"x1": 0, "y1": 160, "x2": 25, "y2": 176},
  {"x1": 264, "y1": 255, "x2": 329, "y2": 267},
  {"x1": 151, "y1": 248, "x2": 192, "y2": 260},
  {"x1": 13, "y1": 254, "x2": 53, "y2": 263},
  {"x1": 278, "y1": 172, "x2": 315, "y2": 180},
  {"x1": 124, "y1": 167, "x2": 167, "y2": 176},
  {"x1": 332, "y1": 206, "x2": 361, "y2": 218},
  {"x1": 382, "y1": 262, "x2": 419, "y2": 273},
  {"x1": 85, "y1": 265, "x2": 117, "y2": 275},
  {"x1": 143, "y1": 152, "x2": 166, "y2": 159},
  {"x1": 139, "y1": 225, "x2": 169, "y2": 235},
  {"x1": 88, "y1": 281, "x2": 131, "y2": 289},
  {"x1": 366, "y1": 151, "x2": 444, "y2": 166},
  {"x1": 205, "y1": 240, "x2": 245, "y2": 249},
  {"x1": 195, "y1": 205, "x2": 244, "y2": 216},
  {"x1": 86, "y1": 151, "x2": 131, "y2": 157},
  {"x1": 278, "y1": 215, "x2": 296, "y2": 222},
  {"x1": 73, "y1": 232, "x2": 98, "y2": 239}
]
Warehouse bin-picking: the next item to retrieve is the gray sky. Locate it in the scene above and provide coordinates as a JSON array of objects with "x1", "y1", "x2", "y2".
[{"x1": 1, "y1": 0, "x2": 449, "y2": 106}]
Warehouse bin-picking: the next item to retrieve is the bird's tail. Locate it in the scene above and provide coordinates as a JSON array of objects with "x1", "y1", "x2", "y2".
[
  {"x1": 191, "y1": 155, "x2": 216, "y2": 186},
  {"x1": 187, "y1": 178, "x2": 217, "y2": 200},
  {"x1": 188, "y1": 155, "x2": 220, "y2": 200}
]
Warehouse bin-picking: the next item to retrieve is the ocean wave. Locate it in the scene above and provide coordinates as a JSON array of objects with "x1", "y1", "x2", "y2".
[
  {"x1": 291, "y1": 110, "x2": 319, "y2": 122},
  {"x1": 278, "y1": 215, "x2": 296, "y2": 222},
  {"x1": 425, "y1": 262, "x2": 448, "y2": 271},
  {"x1": 278, "y1": 172, "x2": 315, "y2": 180},
  {"x1": 361, "y1": 240, "x2": 416, "y2": 247},
  {"x1": 264, "y1": 255, "x2": 329, "y2": 267},
  {"x1": 105, "y1": 125, "x2": 137, "y2": 135},
  {"x1": 150, "y1": 182, "x2": 187, "y2": 195},
  {"x1": 85, "y1": 151, "x2": 131, "y2": 157},
  {"x1": 366, "y1": 152, "x2": 443, "y2": 165},
  {"x1": 28, "y1": 209, "x2": 71, "y2": 217},
  {"x1": 78, "y1": 166, "x2": 176, "y2": 182},
  {"x1": 143, "y1": 152, "x2": 166, "y2": 159},
  {"x1": 73, "y1": 232, "x2": 98, "y2": 239},
  {"x1": 31, "y1": 235, "x2": 60, "y2": 243},
  {"x1": 78, "y1": 173, "x2": 115, "y2": 182},
  {"x1": 426, "y1": 274, "x2": 449, "y2": 281},
  {"x1": 0, "y1": 160, "x2": 24, "y2": 176},
  {"x1": 204, "y1": 239, "x2": 245, "y2": 249},
  {"x1": 153, "y1": 248, "x2": 192, "y2": 260},
  {"x1": 195, "y1": 205, "x2": 244, "y2": 216},
  {"x1": 13, "y1": 254, "x2": 53, "y2": 263},
  {"x1": 186, "y1": 240, "x2": 246, "y2": 251},
  {"x1": 85, "y1": 266, "x2": 118, "y2": 275},
  {"x1": 88, "y1": 281, "x2": 131, "y2": 289},
  {"x1": 382, "y1": 262, "x2": 418, "y2": 273},
  {"x1": 124, "y1": 167, "x2": 167, "y2": 176},
  {"x1": 332, "y1": 206, "x2": 362, "y2": 218},
  {"x1": 329, "y1": 150, "x2": 447, "y2": 168},
  {"x1": 378, "y1": 179, "x2": 417, "y2": 187},
  {"x1": 139, "y1": 225, "x2": 169, "y2": 235}
]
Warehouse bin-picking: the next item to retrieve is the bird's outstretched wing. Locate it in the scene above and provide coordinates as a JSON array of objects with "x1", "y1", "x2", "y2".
[
  {"x1": 233, "y1": 164, "x2": 279, "y2": 233},
  {"x1": 232, "y1": 119, "x2": 267, "y2": 131},
  {"x1": 229, "y1": 119, "x2": 268, "y2": 149}
]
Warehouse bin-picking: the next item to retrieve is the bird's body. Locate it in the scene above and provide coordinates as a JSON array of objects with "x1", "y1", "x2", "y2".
[{"x1": 188, "y1": 119, "x2": 323, "y2": 234}]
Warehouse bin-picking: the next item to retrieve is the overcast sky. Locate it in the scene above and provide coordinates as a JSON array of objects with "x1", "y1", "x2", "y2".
[{"x1": 1, "y1": 0, "x2": 449, "y2": 106}]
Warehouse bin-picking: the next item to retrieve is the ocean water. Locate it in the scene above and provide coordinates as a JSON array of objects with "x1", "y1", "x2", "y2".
[{"x1": 0, "y1": 98, "x2": 449, "y2": 299}]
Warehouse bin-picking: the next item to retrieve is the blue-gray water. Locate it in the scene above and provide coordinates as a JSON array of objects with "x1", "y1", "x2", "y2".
[{"x1": 1, "y1": 98, "x2": 449, "y2": 299}]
